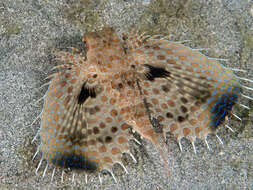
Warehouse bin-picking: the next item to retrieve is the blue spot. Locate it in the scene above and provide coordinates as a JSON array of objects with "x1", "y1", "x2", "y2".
[
  {"x1": 232, "y1": 93, "x2": 238, "y2": 98},
  {"x1": 202, "y1": 104, "x2": 207, "y2": 109},
  {"x1": 232, "y1": 86, "x2": 239, "y2": 92},
  {"x1": 73, "y1": 145, "x2": 80, "y2": 150},
  {"x1": 210, "y1": 100, "x2": 222, "y2": 113},
  {"x1": 219, "y1": 110, "x2": 227, "y2": 119},
  {"x1": 223, "y1": 72, "x2": 231, "y2": 77},
  {"x1": 211, "y1": 91, "x2": 217, "y2": 96},
  {"x1": 207, "y1": 97, "x2": 214, "y2": 103},
  {"x1": 81, "y1": 146, "x2": 86, "y2": 151},
  {"x1": 221, "y1": 85, "x2": 226, "y2": 90},
  {"x1": 215, "y1": 119, "x2": 220, "y2": 126},
  {"x1": 51, "y1": 144, "x2": 64, "y2": 149}
]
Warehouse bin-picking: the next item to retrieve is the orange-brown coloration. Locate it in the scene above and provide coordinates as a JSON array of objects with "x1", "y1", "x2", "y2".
[
  {"x1": 36, "y1": 27, "x2": 246, "y2": 181},
  {"x1": 118, "y1": 137, "x2": 127, "y2": 144},
  {"x1": 111, "y1": 147, "x2": 121, "y2": 155},
  {"x1": 121, "y1": 123, "x2": 130, "y2": 130},
  {"x1": 170, "y1": 123, "x2": 178, "y2": 132},
  {"x1": 183, "y1": 128, "x2": 191, "y2": 136},
  {"x1": 99, "y1": 145, "x2": 106, "y2": 153}
]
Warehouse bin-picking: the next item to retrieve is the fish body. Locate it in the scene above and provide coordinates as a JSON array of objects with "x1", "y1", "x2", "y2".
[{"x1": 36, "y1": 27, "x2": 249, "y2": 179}]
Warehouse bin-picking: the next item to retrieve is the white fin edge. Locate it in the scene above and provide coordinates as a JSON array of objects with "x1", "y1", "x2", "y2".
[
  {"x1": 42, "y1": 162, "x2": 49, "y2": 178},
  {"x1": 223, "y1": 67, "x2": 247, "y2": 72},
  {"x1": 237, "y1": 76, "x2": 253, "y2": 83},
  {"x1": 133, "y1": 138, "x2": 142, "y2": 145},
  {"x1": 116, "y1": 162, "x2": 129, "y2": 174},
  {"x1": 241, "y1": 85, "x2": 253, "y2": 91},
  {"x1": 173, "y1": 40, "x2": 192, "y2": 44},
  {"x1": 38, "y1": 82, "x2": 51, "y2": 90},
  {"x1": 36, "y1": 158, "x2": 43, "y2": 174},
  {"x1": 191, "y1": 141, "x2": 197, "y2": 154},
  {"x1": 105, "y1": 169, "x2": 118, "y2": 184},
  {"x1": 128, "y1": 153, "x2": 137, "y2": 163},
  {"x1": 72, "y1": 173, "x2": 75, "y2": 183},
  {"x1": 32, "y1": 126, "x2": 42, "y2": 143},
  {"x1": 239, "y1": 103, "x2": 250, "y2": 110},
  {"x1": 30, "y1": 95, "x2": 45, "y2": 106},
  {"x1": 85, "y1": 174, "x2": 88, "y2": 184},
  {"x1": 61, "y1": 170, "x2": 64, "y2": 183},
  {"x1": 178, "y1": 138, "x2": 183, "y2": 152},
  {"x1": 241, "y1": 94, "x2": 253, "y2": 100},
  {"x1": 205, "y1": 136, "x2": 211, "y2": 151},
  {"x1": 30, "y1": 113, "x2": 41, "y2": 127},
  {"x1": 98, "y1": 173, "x2": 102, "y2": 185},
  {"x1": 51, "y1": 167, "x2": 56, "y2": 182},
  {"x1": 32, "y1": 144, "x2": 41, "y2": 161},
  {"x1": 208, "y1": 57, "x2": 228, "y2": 61},
  {"x1": 216, "y1": 135, "x2": 224, "y2": 145},
  {"x1": 232, "y1": 113, "x2": 242, "y2": 121},
  {"x1": 225, "y1": 124, "x2": 235, "y2": 133}
]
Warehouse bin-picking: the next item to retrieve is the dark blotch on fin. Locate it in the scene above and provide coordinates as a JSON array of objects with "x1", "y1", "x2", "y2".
[
  {"x1": 52, "y1": 153, "x2": 98, "y2": 171},
  {"x1": 78, "y1": 82, "x2": 96, "y2": 104},
  {"x1": 209, "y1": 93, "x2": 238, "y2": 129},
  {"x1": 145, "y1": 64, "x2": 171, "y2": 81}
]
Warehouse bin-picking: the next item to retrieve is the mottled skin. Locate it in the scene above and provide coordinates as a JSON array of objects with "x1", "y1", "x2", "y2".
[{"x1": 38, "y1": 27, "x2": 242, "y2": 178}]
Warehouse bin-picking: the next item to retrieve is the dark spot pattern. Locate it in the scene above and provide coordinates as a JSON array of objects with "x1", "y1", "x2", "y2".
[
  {"x1": 177, "y1": 116, "x2": 185, "y2": 122},
  {"x1": 144, "y1": 64, "x2": 171, "y2": 81},
  {"x1": 105, "y1": 136, "x2": 112, "y2": 143},
  {"x1": 180, "y1": 97, "x2": 188, "y2": 104},
  {"x1": 180, "y1": 106, "x2": 188, "y2": 113},
  {"x1": 161, "y1": 85, "x2": 170, "y2": 92},
  {"x1": 166, "y1": 112, "x2": 173, "y2": 118},
  {"x1": 111, "y1": 126, "x2": 118, "y2": 133},
  {"x1": 78, "y1": 82, "x2": 96, "y2": 104}
]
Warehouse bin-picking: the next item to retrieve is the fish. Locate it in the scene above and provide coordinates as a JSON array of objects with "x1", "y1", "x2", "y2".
[{"x1": 31, "y1": 27, "x2": 252, "y2": 183}]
